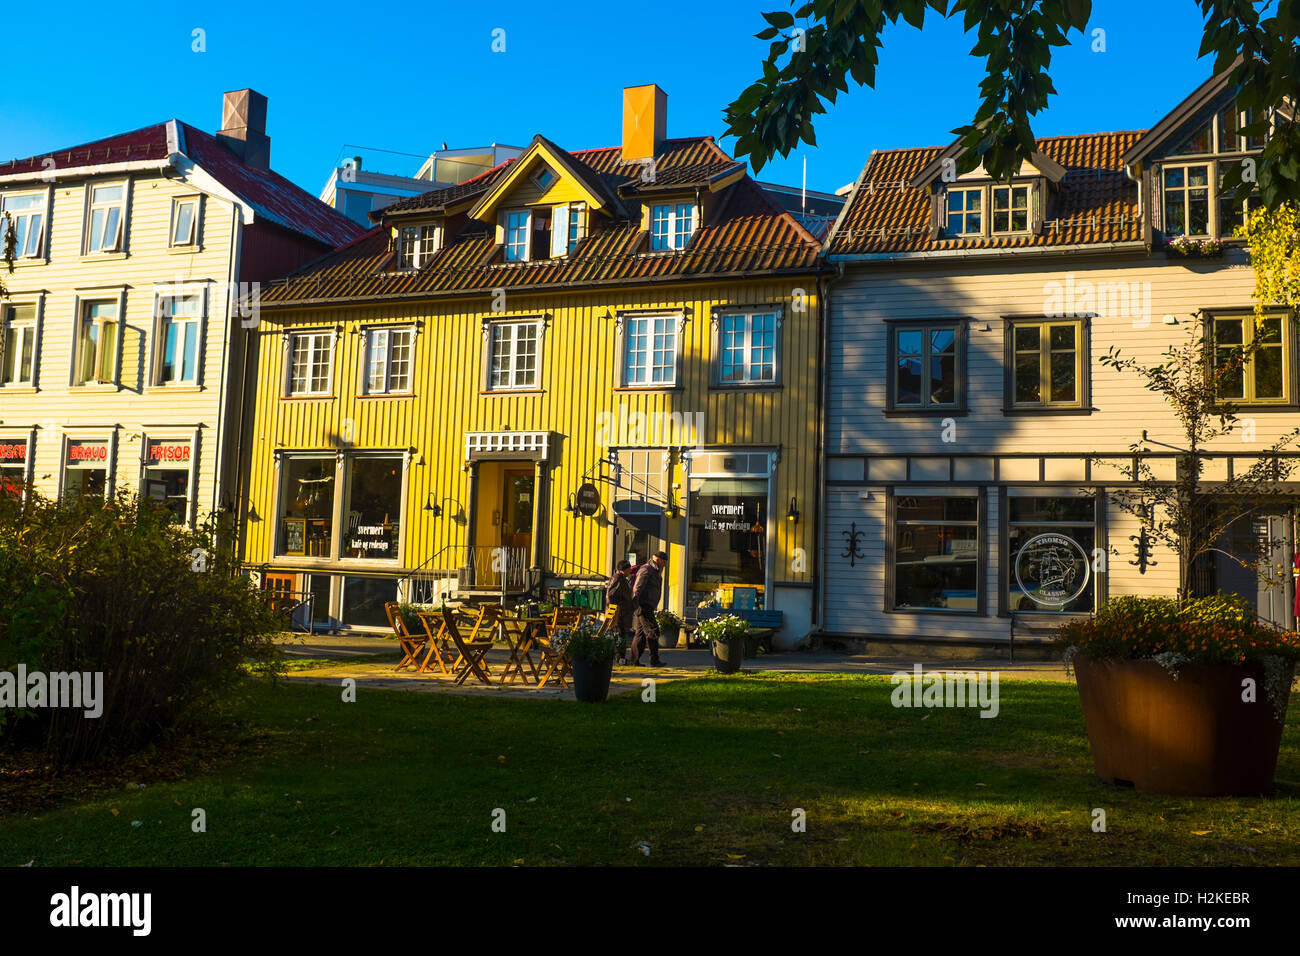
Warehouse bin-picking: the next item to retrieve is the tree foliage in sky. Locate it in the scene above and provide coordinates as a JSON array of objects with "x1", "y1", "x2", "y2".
[{"x1": 725, "y1": 0, "x2": 1300, "y2": 212}]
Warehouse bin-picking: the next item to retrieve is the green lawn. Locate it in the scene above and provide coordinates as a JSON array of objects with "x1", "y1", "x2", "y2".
[{"x1": 2, "y1": 673, "x2": 1298, "y2": 866}]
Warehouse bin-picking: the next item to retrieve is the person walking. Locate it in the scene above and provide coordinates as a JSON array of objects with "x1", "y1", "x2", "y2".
[
  {"x1": 606, "y1": 559, "x2": 636, "y2": 658},
  {"x1": 629, "y1": 551, "x2": 669, "y2": 667}
]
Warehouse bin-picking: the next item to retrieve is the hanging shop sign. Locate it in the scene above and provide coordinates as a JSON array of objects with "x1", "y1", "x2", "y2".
[
  {"x1": 575, "y1": 482, "x2": 601, "y2": 517},
  {"x1": 1014, "y1": 533, "x2": 1091, "y2": 607}
]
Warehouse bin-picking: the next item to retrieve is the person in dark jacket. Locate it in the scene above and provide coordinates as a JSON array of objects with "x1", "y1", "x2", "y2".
[
  {"x1": 606, "y1": 560, "x2": 636, "y2": 651},
  {"x1": 629, "y1": 551, "x2": 669, "y2": 666}
]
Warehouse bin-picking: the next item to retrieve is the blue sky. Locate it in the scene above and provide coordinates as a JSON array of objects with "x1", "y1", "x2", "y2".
[{"x1": 1, "y1": 0, "x2": 1215, "y2": 198}]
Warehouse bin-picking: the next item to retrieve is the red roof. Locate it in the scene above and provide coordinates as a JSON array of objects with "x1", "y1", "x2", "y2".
[{"x1": 0, "y1": 120, "x2": 361, "y2": 249}]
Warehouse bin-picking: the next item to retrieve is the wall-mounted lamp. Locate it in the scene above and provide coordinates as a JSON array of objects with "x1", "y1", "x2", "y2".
[
  {"x1": 423, "y1": 492, "x2": 442, "y2": 518},
  {"x1": 564, "y1": 492, "x2": 577, "y2": 516},
  {"x1": 786, "y1": 496, "x2": 800, "y2": 523}
]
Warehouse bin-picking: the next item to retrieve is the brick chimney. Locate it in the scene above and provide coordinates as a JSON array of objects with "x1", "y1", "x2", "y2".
[
  {"x1": 217, "y1": 89, "x2": 271, "y2": 170},
  {"x1": 621, "y1": 84, "x2": 666, "y2": 163}
]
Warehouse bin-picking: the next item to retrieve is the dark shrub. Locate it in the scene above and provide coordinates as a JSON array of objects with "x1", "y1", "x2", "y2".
[{"x1": 0, "y1": 489, "x2": 283, "y2": 765}]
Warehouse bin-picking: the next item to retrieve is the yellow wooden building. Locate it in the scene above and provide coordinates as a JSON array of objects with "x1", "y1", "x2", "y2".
[{"x1": 239, "y1": 86, "x2": 830, "y2": 645}]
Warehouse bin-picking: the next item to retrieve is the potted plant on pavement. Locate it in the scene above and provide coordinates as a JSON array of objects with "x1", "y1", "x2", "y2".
[
  {"x1": 1059, "y1": 594, "x2": 1298, "y2": 795},
  {"x1": 698, "y1": 614, "x2": 750, "y2": 674},
  {"x1": 656, "y1": 609, "x2": 682, "y2": 649},
  {"x1": 1066, "y1": 325, "x2": 1300, "y2": 794},
  {"x1": 560, "y1": 616, "x2": 628, "y2": 703}
]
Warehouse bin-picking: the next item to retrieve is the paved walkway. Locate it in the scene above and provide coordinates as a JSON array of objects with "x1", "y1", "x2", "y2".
[{"x1": 275, "y1": 632, "x2": 1074, "y2": 699}]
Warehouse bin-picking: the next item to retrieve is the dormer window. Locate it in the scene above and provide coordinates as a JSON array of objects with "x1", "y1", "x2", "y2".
[
  {"x1": 945, "y1": 188, "x2": 982, "y2": 236},
  {"x1": 398, "y1": 224, "x2": 440, "y2": 270},
  {"x1": 532, "y1": 167, "x2": 557, "y2": 191},
  {"x1": 650, "y1": 202, "x2": 695, "y2": 251},
  {"x1": 1163, "y1": 165, "x2": 1211, "y2": 236}
]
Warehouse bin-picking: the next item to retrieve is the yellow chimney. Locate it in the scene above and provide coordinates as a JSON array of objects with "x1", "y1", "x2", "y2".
[{"x1": 622, "y1": 84, "x2": 667, "y2": 163}]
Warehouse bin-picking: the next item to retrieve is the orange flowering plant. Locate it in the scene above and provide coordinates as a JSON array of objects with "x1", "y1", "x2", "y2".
[{"x1": 1057, "y1": 594, "x2": 1300, "y2": 666}]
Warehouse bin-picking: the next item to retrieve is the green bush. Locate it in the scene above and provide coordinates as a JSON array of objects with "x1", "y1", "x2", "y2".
[
  {"x1": 557, "y1": 616, "x2": 627, "y2": 664},
  {"x1": 0, "y1": 490, "x2": 283, "y2": 765},
  {"x1": 1056, "y1": 593, "x2": 1300, "y2": 665}
]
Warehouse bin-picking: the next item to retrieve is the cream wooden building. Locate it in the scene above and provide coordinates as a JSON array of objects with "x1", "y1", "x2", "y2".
[
  {"x1": 821, "y1": 67, "x2": 1298, "y2": 649},
  {"x1": 0, "y1": 90, "x2": 361, "y2": 522}
]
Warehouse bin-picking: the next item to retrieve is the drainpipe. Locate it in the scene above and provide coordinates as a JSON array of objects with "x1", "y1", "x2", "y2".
[{"x1": 812, "y1": 261, "x2": 844, "y2": 639}]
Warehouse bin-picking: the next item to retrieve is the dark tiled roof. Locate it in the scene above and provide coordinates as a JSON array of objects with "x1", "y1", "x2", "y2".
[
  {"x1": 178, "y1": 124, "x2": 362, "y2": 247},
  {"x1": 0, "y1": 124, "x2": 169, "y2": 175},
  {"x1": 827, "y1": 131, "x2": 1146, "y2": 256},
  {"x1": 260, "y1": 141, "x2": 823, "y2": 307},
  {"x1": 0, "y1": 121, "x2": 362, "y2": 249}
]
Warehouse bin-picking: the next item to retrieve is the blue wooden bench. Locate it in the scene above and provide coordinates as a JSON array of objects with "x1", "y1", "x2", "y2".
[{"x1": 683, "y1": 606, "x2": 784, "y2": 632}]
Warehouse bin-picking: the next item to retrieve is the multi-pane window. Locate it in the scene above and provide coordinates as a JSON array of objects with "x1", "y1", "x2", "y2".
[
  {"x1": 891, "y1": 324, "x2": 958, "y2": 408},
  {"x1": 398, "y1": 224, "x2": 439, "y2": 269},
  {"x1": 719, "y1": 311, "x2": 778, "y2": 384},
  {"x1": 288, "y1": 332, "x2": 334, "y2": 396},
  {"x1": 650, "y1": 203, "x2": 695, "y2": 251},
  {"x1": 364, "y1": 327, "x2": 414, "y2": 394},
  {"x1": 75, "y1": 300, "x2": 119, "y2": 385},
  {"x1": 992, "y1": 185, "x2": 1029, "y2": 233},
  {"x1": 893, "y1": 495, "x2": 980, "y2": 611},
  {"x1": 1, "y1": 192, "x2": 46, "y2": 258},
  {"x1": 1010, "y1": 320, "x2": 1082, "y2": 406},
  {"x1": 548, "y1": 203, "x2": 587, "y2": 257},
  {"x1": 946, "y1": 188, "x2": 982, "y2": 236},
  {"x1": 1163, "y1": 165, "x2": 1211, "y2": 236},
  {"x1": 488, "y1": 321, "x2": 540, "y2": 389},
  {"x1": 624, "y1": 314, "x2": 678, "y2": 386},
  {"x1": 85, "y1": 183, "x2": 125, "y2": 253},
  {"x1": 157, "y1": 295, "x2": 201, "y2": 385},
  {"x1": 170, "y1": 198, "x2": 199, "y2": 246},
  {"x1": 1, "y1": 304, "x2": 37, "y2": 387},
  {"x1": 1213, "y1": 315, "x2": 1288, "y2": 404},
  {"x1": 566, "y1": 204, "x2": 583, "y2": 253},
  {"x1": 1007, "y1": 496, "x2": 1096, "y2": 613},
  {"x1": 504, "y1": 210, "x2": 530, "y2": 262}
]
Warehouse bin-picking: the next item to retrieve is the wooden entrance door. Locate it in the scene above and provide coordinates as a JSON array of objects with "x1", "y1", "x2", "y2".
[{"x1": 502, "y1": 469, "x2": 534, "y2": 560}]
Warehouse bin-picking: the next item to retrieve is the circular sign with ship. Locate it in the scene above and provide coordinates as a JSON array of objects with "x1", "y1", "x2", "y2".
[{"x1": 1014, "y1": 533, "x2": 1091, "y2": 608}]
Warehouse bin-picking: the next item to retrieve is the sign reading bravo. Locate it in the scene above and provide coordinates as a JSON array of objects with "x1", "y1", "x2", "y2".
[{"x1": 67, "y1": 442, "x2": 109, "y2": 465}]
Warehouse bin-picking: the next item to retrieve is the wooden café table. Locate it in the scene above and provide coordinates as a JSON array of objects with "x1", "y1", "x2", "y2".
[{"x1": 498, "y1": 616, "x2": 546, "y2": 686}]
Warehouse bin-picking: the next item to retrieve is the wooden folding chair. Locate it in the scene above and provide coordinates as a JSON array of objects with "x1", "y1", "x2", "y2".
[
  {"x1": 438, "y1": 605, "x2": 495, "y2": 686},
  {"x1": 596, "y1": 604, "x2": 618, "y2": 637},
  {"x1": 533, "y1": 620, "x2": 573, "y2": 689},
  {"x1": 386, "y1": 602, "x2": 429, "y2": 672},
  {"x1": 549, "y1": 606, "x2": 583, "y2": 628}
]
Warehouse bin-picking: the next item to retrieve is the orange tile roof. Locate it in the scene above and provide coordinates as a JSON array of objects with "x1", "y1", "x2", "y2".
[
  {"x1": 826, "y1": 131, "x2": 1146, "y2": 256},
  {"x1": 260, "y1": 137, "x2": 823, "y2": 306}
]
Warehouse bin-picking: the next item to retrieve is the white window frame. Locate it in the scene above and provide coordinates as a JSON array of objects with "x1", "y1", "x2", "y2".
[
  {"x1": 621, "y1": 312, "x2": 680, "y2": 387},
  {"x1": 486, "y1": 319, "x2": 542, "y2": 391},
  {"x1": 1, "y1": 300, "x2": 40, "y2": 388},
  {"x1": 503, "y1": 209, "x2": 531, "y2": 262},
  {"x1": 139, "y1": 430, "x2": 200, "y2": 527},
  {"x1": 169, "y1": 195, "x2": 201, "y2": 248},
  {"x1": 397, "y1": 223, "x2": 440, "y2": 270},
  {"x1": 1162, "y1": 163, "x2": 1213, "y2": 238},
  {"x1": 361, "y1": 326, "x2": 415, "y2": 395},
  {"x1": 1, "y1": 189, "x2": 49, "y2": 259},
  {"x1": 550, "y1": 202, "x2": 586, "y2": 257},
  {"x1": 945, "y1": 187, "x2": 984, "y2": 236},
  {"x1": 83, "y1": 180, "x2": 128, "y2": 255},
  {"x1": 71, "y1": 292, "x2": 125, "y2": 387},
  {"x1": 715, "y1": 309, "x2": 782, "y2": 385},
  {"x1": 991, "y1": 185, "x2": 1030, "y2": 234},
  {"x1": 153, "y1": 288, "x2": 207, "y2": 387},
  {"x1": 60, "y1": 433, "x2": 118, "y2": 501},
  {"x1": 649, "y1": 202, "x2": 696, "y2": 251},
  {"x1": 285, "y1": 330, "x2": 336, "y2": 397}
]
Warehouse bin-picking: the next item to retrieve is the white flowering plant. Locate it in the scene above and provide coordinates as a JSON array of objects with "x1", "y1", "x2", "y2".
[{"x1": 696, "y1": 614, "x2": 750, "y2": 644}]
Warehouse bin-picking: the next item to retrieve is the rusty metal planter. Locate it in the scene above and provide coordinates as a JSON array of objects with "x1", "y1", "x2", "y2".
[{"x1": 1074, "y1": 657, "x2": 1294, "y2": 796}]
